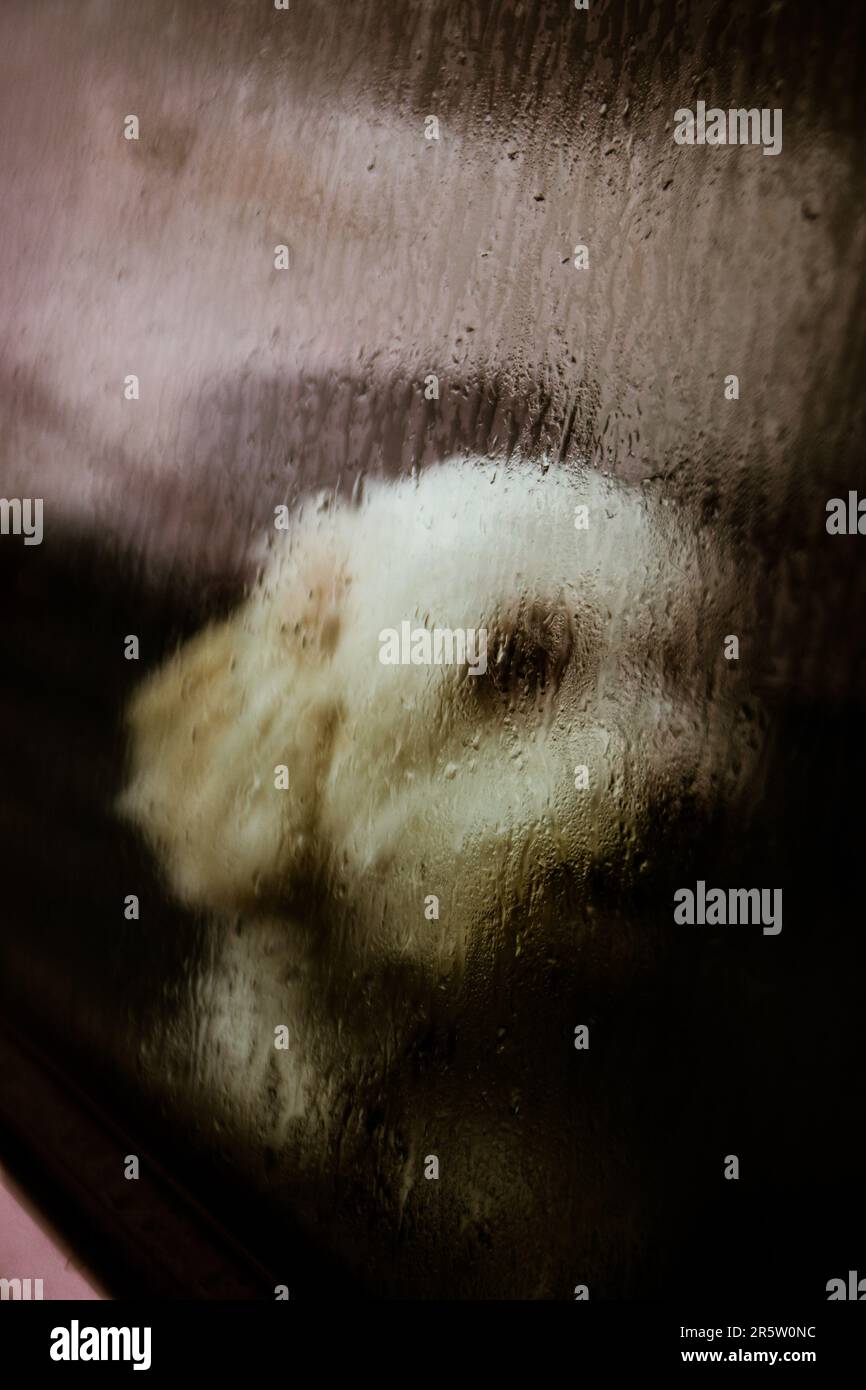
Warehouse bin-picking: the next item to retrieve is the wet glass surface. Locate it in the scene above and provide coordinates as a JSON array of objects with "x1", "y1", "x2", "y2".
[{"x1": 1, "y1": 0, "x2": 865, "y2": 1298}]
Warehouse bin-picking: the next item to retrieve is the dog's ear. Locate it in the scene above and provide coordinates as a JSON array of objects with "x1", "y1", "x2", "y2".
[{"x1": 117, "y1": 567, "x2": 345, "y2": 917}]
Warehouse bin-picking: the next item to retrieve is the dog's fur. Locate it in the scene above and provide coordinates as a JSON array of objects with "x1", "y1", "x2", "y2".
[{"x1": 119, "y1": 458, "x2": 761, "y2": 967}]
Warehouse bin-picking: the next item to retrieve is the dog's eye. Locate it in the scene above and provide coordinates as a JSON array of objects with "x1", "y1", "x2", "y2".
[{"x1": 480, "y1": 602, "x2": 574, "y2": 700}]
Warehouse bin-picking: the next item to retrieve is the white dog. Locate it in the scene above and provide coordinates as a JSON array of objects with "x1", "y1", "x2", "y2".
[
  {"x1": 120, "y1": 457, "x2": 761, "y2": 965},
  {"x1": 116, "y1": 455, "x2": 767, "y2": 1296}
]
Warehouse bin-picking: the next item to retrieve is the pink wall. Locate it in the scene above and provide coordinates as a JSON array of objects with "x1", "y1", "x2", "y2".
[{"x1": 0, "y1": 1163, "x2": 105, "y2": 1301}]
